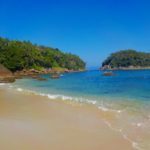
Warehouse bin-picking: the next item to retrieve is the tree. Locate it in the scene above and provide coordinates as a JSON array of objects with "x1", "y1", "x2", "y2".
[
  {"x1": 102, "y1": 49, "x2": 150, "y2": 68},
  {"x1": 0, "y1": 37, "x2": 86, "y2": 72}
]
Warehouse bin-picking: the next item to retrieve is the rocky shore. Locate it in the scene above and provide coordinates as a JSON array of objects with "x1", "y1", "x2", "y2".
[
  {"x1": 0, "y1": 64, "x2": 85, "y2": 83},
  {"x1": 0, "y1": 64, "x2": 15, "y2": 83},
  {"x1": 100, "y1": 65, "x2": 150, "y2": 70}
]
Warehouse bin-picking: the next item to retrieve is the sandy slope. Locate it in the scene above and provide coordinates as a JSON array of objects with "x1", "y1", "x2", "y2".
[{"x1": 0, "y1": 88, "x2": 134, "y2": 150}]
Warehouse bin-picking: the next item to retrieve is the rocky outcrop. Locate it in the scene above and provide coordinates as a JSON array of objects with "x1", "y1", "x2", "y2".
[
  {"x1": 0, "y1": 64, "x2": 13, "y2": 76},
  {"x1": 102, "y1": 71, "x2": 114, "y2": 76},
  {"x1": 0, "y1": 64, "x2": 15, "y2": 83},
  {"x1": 0, "y1": 65, "x2": 85, "y2": 83},
  {"x1": 13, "y1": 69, "x2": 50, "y2": 78},
  {"x1": 100, "y1": 65, "x2": 150, "y2": 71}
]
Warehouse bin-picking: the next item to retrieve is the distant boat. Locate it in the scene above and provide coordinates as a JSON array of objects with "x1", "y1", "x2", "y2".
[{"x1": 102, "y1": 71, "x2": 114, "y2": 76}]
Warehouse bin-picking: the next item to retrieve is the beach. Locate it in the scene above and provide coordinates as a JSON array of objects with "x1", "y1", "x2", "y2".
[
  {"x1": 0, "y1": 87, "x2": 134, "y2": 150},
  {"x1": 1, "y1": 0, "x2": 150, "y2": 149}
]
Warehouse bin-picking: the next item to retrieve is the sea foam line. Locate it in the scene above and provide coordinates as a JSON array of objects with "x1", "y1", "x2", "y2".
[
  {"x1": 0, "y1": 83, "x2": 6, "y2": 86},
  {"x1": 15, "y1": 86, "x2": 125, "y2": 115},
  {"x1": 16, "y1": 87, "x2": 98, "y2": 106},
  {"x1": 103, "y1": 120, "x2": 143, "y2": 150}
]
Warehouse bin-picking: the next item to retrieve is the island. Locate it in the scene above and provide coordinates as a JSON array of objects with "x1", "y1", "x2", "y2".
[
  {"x1": 0, "y1": 37, "x2": 86, "y2": 82},
  {"x1": 100, "y1": 49, "x2": 150, "y2": 70}
]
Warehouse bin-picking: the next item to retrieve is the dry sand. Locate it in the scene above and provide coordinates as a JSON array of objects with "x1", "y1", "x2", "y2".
[{"x1": 0, "y1": 88, "x2": 134, "y2": 150}]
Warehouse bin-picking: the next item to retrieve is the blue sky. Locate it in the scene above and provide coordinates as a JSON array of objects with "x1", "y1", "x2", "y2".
[{"x1": 0, "y1": 0, "x2": 150, "y2": 68}]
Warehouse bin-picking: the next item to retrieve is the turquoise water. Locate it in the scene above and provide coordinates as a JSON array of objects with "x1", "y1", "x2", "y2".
[
  {"x1": 12, "y1": 70, "x2": 150, "y2": 114},
  {"x1": 9, "y1": 70, "x2": 150, "y2": 149},
  {"x1": 13, "y1": 70, "x2": 150, "y2": 103}
]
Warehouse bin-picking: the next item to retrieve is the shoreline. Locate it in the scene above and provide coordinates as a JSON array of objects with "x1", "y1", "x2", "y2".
[
  {"x1": 0, "y1": 85, "x2": 135, "y2": 150},
  {"x1": 100, "y1": 67, "x2": 150, "y2": 71}
]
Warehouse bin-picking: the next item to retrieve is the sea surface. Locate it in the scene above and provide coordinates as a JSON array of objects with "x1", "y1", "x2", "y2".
[{"x1": 8, "y1": 70, "x2": 150, "y2": 149}]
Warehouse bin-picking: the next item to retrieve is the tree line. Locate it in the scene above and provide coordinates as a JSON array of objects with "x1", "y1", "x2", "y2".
[
  {"x1": 102, "y1": 49, "x2": 150, "y2": 68},
  {"x1": 0, "y1": 37, "x2": 86, "y2": 72}
]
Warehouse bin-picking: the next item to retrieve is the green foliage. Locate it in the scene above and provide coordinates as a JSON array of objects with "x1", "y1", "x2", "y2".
[
  {"x1": 102, "y1": 49, "x2": 150, "y2": 68},
  {"x1": 0, "y1": 37, "x2": 86, "y2": 72}
]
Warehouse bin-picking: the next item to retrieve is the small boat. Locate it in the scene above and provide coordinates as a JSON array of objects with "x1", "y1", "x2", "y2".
[{"x1": 102, "y1": 71, "x2": 114, "y2": 76}]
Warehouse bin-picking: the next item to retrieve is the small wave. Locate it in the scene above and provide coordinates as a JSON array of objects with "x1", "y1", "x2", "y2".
[
  {"x1": 98, "y1": 106, "x2": 109, "y2": 112},
  {"x1": 14, "y1": 86, "x2": 124, "y2": 114},
  {"x1": 98, "y1": 105, "x2": 123, "y2": 114},
  {"x1": 86, "y1": 100, "x2": 97, "y2": 105},
  {"x1": 14, "y1": 86, "x2": 99, "y2": 107}
]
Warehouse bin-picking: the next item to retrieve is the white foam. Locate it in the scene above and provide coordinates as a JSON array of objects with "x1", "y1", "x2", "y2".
[
  {"x1": 132, "y1": 122, "x2": 143, "y2": 128},
  {"x1": 62, "y1": 95, "x2": 73, "y2": 101},
  {"x1": 39, "y1": 93, "x2": 76, "y2": 101},
  {"x1": 103, "y1": 119, "x2": 143, "y2": 150},
  {"x1": 117, "y1": 110, "x2": 122, "y2": 113},
  {"x1": 137, "y1": 123, "x2": 142, "y2": 127},
  {"x1": 121, "y1": 132, "x2": 143, "y2": 150},
  {"x1": 132, "y1": 142, "x2": 143, "y2": 150},
  {"x1": 0, "y1": 83, "x2": 6, "y2": 86},
  {"x1": 98, "y1": 105, "x2": 122, "y2": 114},
  {"x1": 87, "y1": 100, "x2": 97, "y2": 105},
  {"x1": 17, "y1": 88, "x2": 23, "y2": 92},
  {"x1": 98, "y1": 106, "x2": 109, "y2": 112},
  {"x1": 38, "y1": 93, "x2": 97, "y2": 105},
  {"x1": 47, "y1": 94, "x2": 58, "y2": 99}
]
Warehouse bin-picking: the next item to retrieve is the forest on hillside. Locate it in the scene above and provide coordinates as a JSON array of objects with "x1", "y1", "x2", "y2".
[
  {"x1": 0, "y1": 37, "x2": 85, "y2": 72},
  {"x1": 102, "y1": 50, "x2": 150, "y2": 69}
]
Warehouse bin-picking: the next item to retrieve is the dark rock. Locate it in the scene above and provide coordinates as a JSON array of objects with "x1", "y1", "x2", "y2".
[
  {"x1": 30, "y1": 75, "x2": 47, "y2": 81},
  {"x1": 102, "y1": 71, "x2": 114, "y2": 76},
  {"x1": 0, "y1": 64, "x2": 16, "y2": 83},
  {"x1": 0, "y1": 64, "x2": 13, "y2": 76}
]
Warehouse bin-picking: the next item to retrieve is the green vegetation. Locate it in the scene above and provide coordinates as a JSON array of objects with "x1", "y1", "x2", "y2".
[
  {"x1": 102, "y1": 50, "x2": 150, "y2": 68},
  {"x1": 0, "y1": 37, "x2": 85, "y2": 72}
]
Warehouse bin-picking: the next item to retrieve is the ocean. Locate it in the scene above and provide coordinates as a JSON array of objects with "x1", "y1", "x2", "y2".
[{"x1": 9, "y1": 70, "x2": 150, "y2": 149}]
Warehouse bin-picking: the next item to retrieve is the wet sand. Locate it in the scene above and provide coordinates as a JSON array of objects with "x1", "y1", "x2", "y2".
[{"x1": 0, "y1": 88, "x2": 134, "y2": 150}]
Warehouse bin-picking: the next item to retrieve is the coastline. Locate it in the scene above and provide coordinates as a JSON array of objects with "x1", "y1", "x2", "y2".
[
  {"x1": 100, "y1": 66, "x2": 150, "y2": 71},
  {"x1": 0, "y1": 85, "x2": 134, "y2": 150},
  {"x1": 0, "y1": 67, "x2": 86, "y2": 83}
]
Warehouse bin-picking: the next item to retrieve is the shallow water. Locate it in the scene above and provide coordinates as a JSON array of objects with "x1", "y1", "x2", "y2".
[{"x1": 10, "y1": 70, "x2": 150, "y2": 150}]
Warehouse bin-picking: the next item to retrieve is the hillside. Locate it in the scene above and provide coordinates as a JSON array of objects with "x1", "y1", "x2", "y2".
[
  {"x1": 0, "y1": 37, "x2": 86, "y2": 72},
  {"x1": 101, "y1": 50, "x2": 150, "y2": 70}
]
